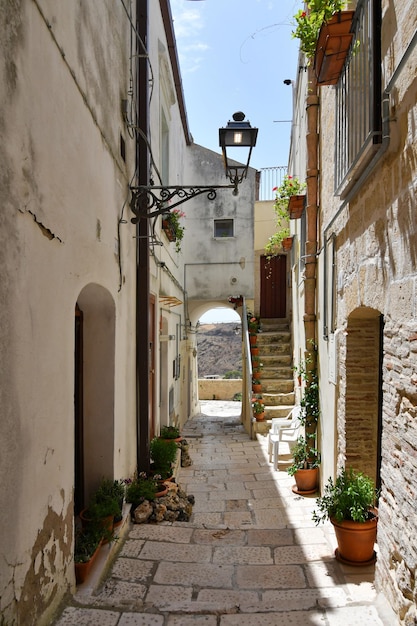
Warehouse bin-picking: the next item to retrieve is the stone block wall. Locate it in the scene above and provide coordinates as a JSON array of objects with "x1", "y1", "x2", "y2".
[{"x1": 198, "y1": 379, "x2": 242, "y2": 401}]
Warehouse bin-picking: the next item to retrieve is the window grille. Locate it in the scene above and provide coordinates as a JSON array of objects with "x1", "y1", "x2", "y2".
[
  {"x1": 214, "y1": 219, "x2": 234, "y2": 238},
  {"x1": 335, "y1": 0, "x2": 382, "y2": 196}
]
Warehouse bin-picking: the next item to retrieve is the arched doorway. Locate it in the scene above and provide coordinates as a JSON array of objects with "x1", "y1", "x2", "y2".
[
  {"x1": 344, "y1": 308, "x2": 383, "y2": 490},
  {"x1": 75, "y1": 284, "x2": 116, "y2": 511}
]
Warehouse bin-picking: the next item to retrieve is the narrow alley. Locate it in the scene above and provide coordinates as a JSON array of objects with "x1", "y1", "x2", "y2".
[{"x1": 54, "y1": 402, "x2": 395, "y2": 625}]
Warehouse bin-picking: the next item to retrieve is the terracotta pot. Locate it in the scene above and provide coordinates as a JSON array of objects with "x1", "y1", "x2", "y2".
[
  {"x1": 288, "y1": 195, "x2": 305, "y2": 219},
  {"x1": 252, "y1": 371, "x2": 261, "y2": 380},
  {"x1": 314, "y1": 11, "x2": 355, "y2": 85},
  {"x1": 282, "y1": 236, "x2": 293, "y2": 251},
  {"x1": 250, "y1": 347, "x2": 259, "y2": 356},
  {"x1": 249, "y1": 335, "x2": 257, "y2": 346},
  {"x1": 75, "y1": 541, "x2": 102, "y2": 584},
  {"x1": 79, "y1": 509, "x2": 114, "y2": 535},
  {"x1": 331, "y1": 510, "x2": 378, "y2": 565},
  {"x1": 252, "y1": 383, "x2": 262, "y2": 393},
  {"x1": 255, "y1": 412, "x2": 265, "y2": 421},
  {"x1": 292, "y1": 468, "x2": 319, "y2": 494}
]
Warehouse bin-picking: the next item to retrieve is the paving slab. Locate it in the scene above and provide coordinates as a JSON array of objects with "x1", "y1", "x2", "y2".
[{"x1": 52, "y1": 403, "x2": 397, "y2": 626}]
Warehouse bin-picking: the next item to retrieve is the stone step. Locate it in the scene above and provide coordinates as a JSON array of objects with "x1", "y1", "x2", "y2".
[
  {"x1": 262, "y1": 392, "x2": 295, "y2": 406},
  {"x1": 260, "y1": 318, "x2": 290, "y2": 331},
  {"x1": 264, "y1": 404, "x2": 296, "y2": 419},
  {"x1": 256, "y1": 343, "x2": 291, "y2": 356},
  {"x1": 261, "y1": 379, "x2": 295, "y2": 393},
  {"x1": 260, "y1": 367, "x2": 293, "y2": 380},
  {"x1": 257, "y1": 332, "x2": 291, "y2": 345},
  {"x1": 259, "y1": 355, "x2": 292, "y2": 367}
]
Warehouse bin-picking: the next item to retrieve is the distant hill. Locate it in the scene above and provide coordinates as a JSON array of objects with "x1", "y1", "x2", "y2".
[{"x1": 196, "y1": 323, "x2": 242, "y2": 378}]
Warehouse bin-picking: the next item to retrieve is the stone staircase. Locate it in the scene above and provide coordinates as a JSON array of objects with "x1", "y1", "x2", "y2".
[{"x1": 252, "y1": 318, "x2": 296, "y2": 438}]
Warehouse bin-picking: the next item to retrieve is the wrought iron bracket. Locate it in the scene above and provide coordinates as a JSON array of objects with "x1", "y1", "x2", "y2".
[{"x1": 129, "y1": 183, "x2": 236, "y2": 222}]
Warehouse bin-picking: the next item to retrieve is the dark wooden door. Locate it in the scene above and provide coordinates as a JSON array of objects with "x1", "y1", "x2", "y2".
[{"x1": 260, "y1": 255, "x2": 287, "y2": 318}]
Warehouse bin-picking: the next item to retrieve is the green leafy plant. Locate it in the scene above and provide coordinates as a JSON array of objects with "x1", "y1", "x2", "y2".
[
  {"x1": 292, "y1": 0, "x2": 347, "y2": 59},
  {"x1": 89, "y1": 478, "x2": 125, "y2": 523},
  {"x1": 160, "y1": 425, "x2": 180, "y2": 439},
  {"x1": 294, "y1": 351, "x2": 319, "y2": 429},
  {"x1": 162, "y1": 209, "x2": 185, "y2": 253},
  {"x1": 74, "y1": 527, "x2": 102, "y2": 563},
  {"x1": 150, "y1": 437, "x2": 178, "y2": 477},
  {"x1": 252, "y1": 399, "x2": 265, "y2": 415},
  {"x1": 312, "y1": 467, "x2": 377, "y2": 524},
  {"x1": 287, "y1": 434, "x2": 321, "y2": 476},
  {"x1": 265, "y1": 175, "x2": 305, "y2": 258},
  {"x1": 248, "y1": 315, "x2": 260, "y2": 334},
  {"x1": 125, "y1": 473, "x2": 159, "y2": 505}
]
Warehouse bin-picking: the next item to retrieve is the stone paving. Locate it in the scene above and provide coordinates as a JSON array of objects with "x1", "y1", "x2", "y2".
[{"x1": 54, "y1": 401, "x2": 397, "y2": 626}]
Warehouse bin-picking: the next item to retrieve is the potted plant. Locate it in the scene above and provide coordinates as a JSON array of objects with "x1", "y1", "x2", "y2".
[
  {"x1": 252, "y1": 398, "x2": 265, "y2": 421},
  {"x1": 74, "y1": 526, "x2": 103, "y2": 584},
  {"x1": 93, "y1": 478, "x2": 125, "y2": 527},
  {"x1": 160, "y1": 425, "x2": 182, "y2": 441},
  {"x1": 125, "y1": 472, "x2": 165, "y2": 511},
  {"x1": 265, "y1": 175, "x2": 305, "y2": 258},
  {"x1": 312, "y1": 467, "x2": 378, "y2": 565},
  {"x1": 252, "y1": 380, "x2": 262, "y2": 394},
  {"x1": 248, "y1": 316, "x2": 260, "y2": 336},
  {"x1": 292, "y1": 1, "x2": 355, "y2": 85},
  {"x1": 80, "y1": 480, "x2": 120, "y2": 537},
  {"x1": 287, "y1": 434, "x2": 321, "y2": 494},
  {"x1": 150, "y1": 436, "x2": 178, "y2": 479},
  {"x1": 161, "y1": 209, "x2": 185, "y2": 253}
]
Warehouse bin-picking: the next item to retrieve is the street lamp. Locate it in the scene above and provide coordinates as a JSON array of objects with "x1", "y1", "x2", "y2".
[{"x1": 129, "y1": 112, "x2": 258, "y2": 222}]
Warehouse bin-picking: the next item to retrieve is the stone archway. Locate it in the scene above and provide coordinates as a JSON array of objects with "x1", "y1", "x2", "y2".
[
  {"x1": 75, "y1": 283, "x2": 116, "y2": 507},
  {"x1": 344, "y1": 307, "x2": 383, "y2": 489}
]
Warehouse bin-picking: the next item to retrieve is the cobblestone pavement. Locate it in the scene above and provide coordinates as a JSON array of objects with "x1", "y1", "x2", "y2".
[{"x1": 54, "y1": 402, "x2": 397, "y2": 626}]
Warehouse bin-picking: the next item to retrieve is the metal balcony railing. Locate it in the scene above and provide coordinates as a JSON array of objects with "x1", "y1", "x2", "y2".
[{"x1": 257, "y1": 166, "x2": 288, "y2": 201}]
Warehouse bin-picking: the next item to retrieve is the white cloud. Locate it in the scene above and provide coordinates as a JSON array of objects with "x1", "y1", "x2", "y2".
[{"x1": 171, "y1": 1, "x2": 207, "y2": 74}]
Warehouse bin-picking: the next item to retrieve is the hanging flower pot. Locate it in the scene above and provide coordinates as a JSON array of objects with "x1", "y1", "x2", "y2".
[
  {"x1": 161, "y1": 215, "x2": 177, "y2": 242},
  {"x1": 282, "y1": 236, "x2": 294, "y2": 251},
  {"x1": 288, "y1": 194, "x2": 305, "y2": 219},
  {"x1": 314, "y1": 11, "x2": 355, "y2": 86}
]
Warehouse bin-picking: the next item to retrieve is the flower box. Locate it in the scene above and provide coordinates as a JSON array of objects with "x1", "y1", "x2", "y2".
[
  {"x1": 162, "y1": 218, "x2": 176, "y2": 242},
  {"x1": 288, "y1": 195, "x2": 305, "y2": 219},
  {"x1": 314, "y1": 11, "x2": 355, "y2": 86}
]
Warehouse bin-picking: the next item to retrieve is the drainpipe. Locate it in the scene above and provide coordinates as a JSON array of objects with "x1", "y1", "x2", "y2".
[
  {"x1": 136, "y1": 0, "x2": 150, "y2": 472},
  {"x1": 304, "y1": 66, "x2": 319, "y2": 369}
]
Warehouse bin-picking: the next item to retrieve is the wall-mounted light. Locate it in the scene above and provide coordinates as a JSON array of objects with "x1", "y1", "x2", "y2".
[{"x1": 129, "y1": 112, "x2": 258, "y2": 222}]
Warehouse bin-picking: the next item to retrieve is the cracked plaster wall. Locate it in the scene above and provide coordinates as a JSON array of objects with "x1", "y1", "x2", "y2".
[{"x1": 0, "y1": 1, "x2": 137, "y2": 623}]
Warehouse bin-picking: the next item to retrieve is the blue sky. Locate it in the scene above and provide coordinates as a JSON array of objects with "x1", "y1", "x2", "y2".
[{"x1": 171, "y1": 0, "x2": 302, "y2": 171}]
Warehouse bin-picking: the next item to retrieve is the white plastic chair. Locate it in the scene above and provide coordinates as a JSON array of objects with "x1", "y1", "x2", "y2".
[{"x1": 268, "y1": 406, "x2": 302, "y2": 471}]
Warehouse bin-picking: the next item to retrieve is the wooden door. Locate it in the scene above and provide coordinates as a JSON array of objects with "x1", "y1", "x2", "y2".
[{"x1": 260, "y1": 255, "x2": 287, "y2": 318}]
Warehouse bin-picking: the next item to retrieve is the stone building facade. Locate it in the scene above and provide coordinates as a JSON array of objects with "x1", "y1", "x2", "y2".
[{"x1": 289, "y1": 0, "x2": 417, "y2": 622}]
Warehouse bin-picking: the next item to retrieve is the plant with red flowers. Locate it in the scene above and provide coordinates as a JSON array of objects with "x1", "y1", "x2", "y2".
[{"x1": 292, "y1": 0, "x2": 347, "y2": 59}]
